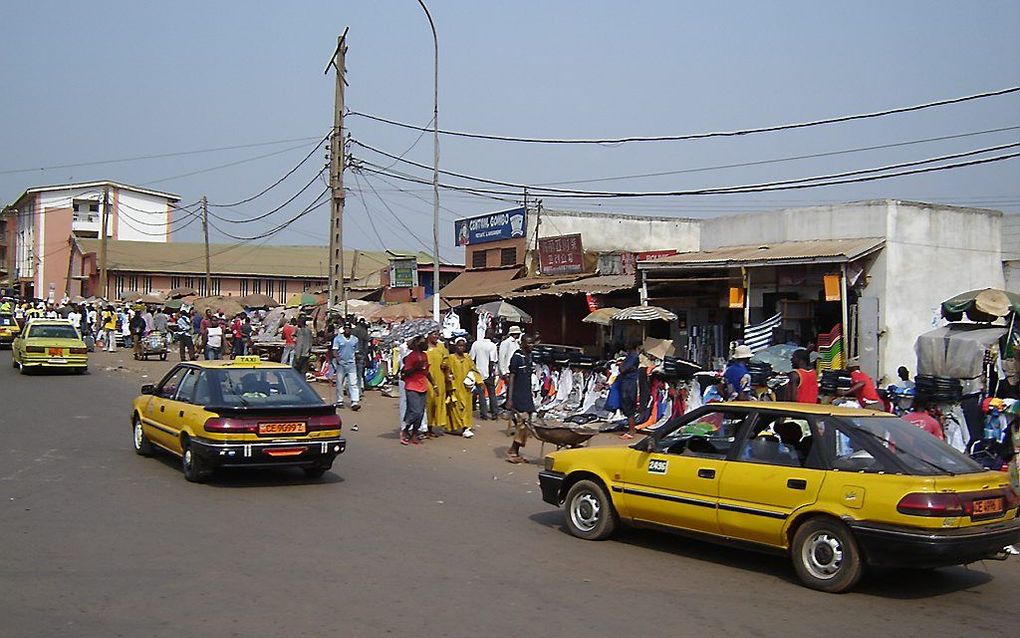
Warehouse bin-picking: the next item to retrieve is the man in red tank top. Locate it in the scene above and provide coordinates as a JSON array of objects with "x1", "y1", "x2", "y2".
[{"x1": 787, "y1": 349, "x2": 819, "y2": 403}]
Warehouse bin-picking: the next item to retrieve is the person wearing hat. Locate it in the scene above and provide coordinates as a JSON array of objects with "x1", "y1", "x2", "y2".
[
  {"x1": 723, "y1": 344, "x2": 754, "y2": 401},
  {"x1": 497, "y1": 325, "x2": 523, "y2": 381},
  {"x1": 447, "y1": 336, "x2": 482, "y2": 437},
  {"x1": 840, "y1": 358, "x2": 882, "y2": 409}
]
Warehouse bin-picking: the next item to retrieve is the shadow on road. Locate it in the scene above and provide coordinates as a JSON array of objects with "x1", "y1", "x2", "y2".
[{"x1": 149, "y1": 451, "x2": 345, "y2": 488}]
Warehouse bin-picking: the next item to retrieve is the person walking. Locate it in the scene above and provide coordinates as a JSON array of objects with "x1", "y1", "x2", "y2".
[
  {"x1": 400, "y1": 335, "x2": 430, "y2": 445},
  {"x1": 129, "y1": 309, "x2": 146, "y2": 359},
  {"x1": 447, "y1": 337, "x2": 482, "y2": 437},
  {"x1": 281, "y1": 318, "x2": 297, "y2": 365},
  {"x1": 177, "y1": 310, "x2": 195, "y2": 360},
  {"x1": 723, "y1": 344, "x2": 754, "y2": 401},
  {"x1": 617, "y1": 342, "x2": 641, "y2": 440},
  {"x1": 204, "y1": 318, "x2": 224, "y2": 360},
  {"x1": 332, "y1": 324, "x2": 361, "y2": 411},
  {"x1": 101, "y1": 306, "x2": 118, "y2": 352},
  {"x1": 152, "y1": 308, "x2": 169, "y2": 334},
  {"x1": 506, "y1": 334, "x2": 536, "y2": 463},
  {"x1": 293, "y1": 317, "x2": 313, "y2": 373},
  {"x1": 786, "y1": 348, "x2": 819, "y2": 403},
  {"x1": 425, "y1": 330, "x2": 450, "y2": 437},
  {"x1": 470, "y1": 328, "x2": 499, "y2": 420},
  {"x1": 352, "y1": 319, "x2": 370, "y2": 391}
]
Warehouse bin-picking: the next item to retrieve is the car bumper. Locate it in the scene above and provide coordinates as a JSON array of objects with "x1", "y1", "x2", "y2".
[
  {"x1": 539, "y1": 470, "x2": 566, "y2": 506},
  {"x1": 847, "y1": 515, "x2": 1020, "y2": 568},
  {"x1": 190, "y1": 437, "x2": 346, "y2": 469},
  {"x1": 20, "y1": 354, "x2": 88, "y2": 368}
]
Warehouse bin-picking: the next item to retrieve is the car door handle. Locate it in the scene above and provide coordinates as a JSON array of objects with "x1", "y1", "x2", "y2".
[
  {"x1": 179, "y1": 410, "x2": 184, "y2": 418},
  {"x1": 787, "y1": 478, "x2": 807, "y2": 490},
  {"x1": 697, "y1": 468, "x2": 716, "y2": 479},
  {"x1": 160, "y1": 405, "x2": 165, "y2": 412}
]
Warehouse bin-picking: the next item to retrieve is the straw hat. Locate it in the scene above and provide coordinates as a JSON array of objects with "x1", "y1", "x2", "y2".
[
  {"x1": 974, "y1": 288, "x2": 1010, "y2": 318},
  {"x1": 732, "y1": 344, "x2": 754, "y2": 359}
]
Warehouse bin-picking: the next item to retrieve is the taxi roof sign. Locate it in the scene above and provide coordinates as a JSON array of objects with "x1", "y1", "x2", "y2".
[{"x1": 232, "y1": 355, "x2": 263, "y2": 365}]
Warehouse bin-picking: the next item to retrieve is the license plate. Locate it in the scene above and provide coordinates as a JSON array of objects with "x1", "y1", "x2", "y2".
[
  {"x1": 972, "y1": 498, "x2": 1004, "y2": 517},
  {"x1": 48, "y1": 358, "x2": 67, "y2": 364},
  {"x1": 258, "y1": 422, "x2": 306, "y2": 435}
]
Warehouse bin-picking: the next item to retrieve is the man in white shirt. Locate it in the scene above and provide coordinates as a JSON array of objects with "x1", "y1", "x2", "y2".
[
  {"x1": 497, "y1": 325, "x2": 522, "y2": 379},
  {"x1": 470, "y1": 328, "x2": 499, "y2": 420}
]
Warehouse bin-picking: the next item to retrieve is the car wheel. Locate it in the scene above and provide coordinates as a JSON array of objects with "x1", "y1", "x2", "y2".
[
  {"x1": 133, "y1": 416, "x2": 154, "y2": 456},
  {"x1": 563, "y1": 479, "x2": 617, "y2": 541},
  {"x1": 791, "y1": 517, "x2": 864, "y2": 593},
  {"x1": 18, "y1": 361, "x2": 28, "y2": 375},
  {"x1": 181, "y1": 440, "x2": 210, "y2": 483},
  {"x1": 159, "y1": 353, "x2": 167, "y2": 361}
]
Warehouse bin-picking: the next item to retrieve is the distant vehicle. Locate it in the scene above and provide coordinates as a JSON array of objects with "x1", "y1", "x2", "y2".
[
  {"x1": 131, "y1": 356, "x2": 346, "y2": 482},
  {"x1": 0, "y1": 313, "x2": 21, "y2": 347},
  {"x1": 539, "y1": 402, "x2": 1019, "y2": 593},
  {"x1": 11, "y1": 319, "x2": 88, "y2": 373}
]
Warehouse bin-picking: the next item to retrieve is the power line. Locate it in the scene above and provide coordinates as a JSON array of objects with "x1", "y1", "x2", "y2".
[
  {"x1": 207, "y1": 132, "x2": 332, "y2": 207},
  {"x1": 205, "y1": 167, "x2": 327, "y2": 224},
  {"x1": 349, "y1": 171, "x2": 388, "y2": 250},
  {"x1": 140, "y1": 141, "x2": 315, "y2": 186},
  {"x1": 357, "y1": 172, "x2": 449, "y2": 257},
  {"x1": 207, "y1": 188, "x2": 331, "y2": 241},
  {"x1": 0, "y1": 135, "x2": 324, "y2": 176},
  {"x1": 347, "y1": 86, "x2": 1020, "y2": 145}
]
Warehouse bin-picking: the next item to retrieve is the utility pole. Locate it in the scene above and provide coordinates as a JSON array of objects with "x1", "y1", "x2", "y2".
[
  {"x1": 326, "y1": 29, "x2": 349, "y2": 314},
  {"x1": 98, "y1": 186, "x2": 110, "y2": 299},
  {"x1": 201, "y1": 195, "x2": 211, "y2": 295},
  {"x1": 417, "y1": 0, "x2": 441, "y2": 322}
]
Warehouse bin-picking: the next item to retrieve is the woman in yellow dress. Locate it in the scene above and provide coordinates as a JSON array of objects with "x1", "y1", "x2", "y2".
[
  {"x1": 425, "y1": 330, "x2": 450, "y2": 436},
  {"x1": 447, "y1": 337, "x2": 483, "y2": 437}
]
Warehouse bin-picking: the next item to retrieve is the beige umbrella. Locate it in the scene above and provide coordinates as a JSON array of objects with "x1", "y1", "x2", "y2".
[
  {"x1": 371, "y1": 302, "x2": 432, "y2": 323},
  {"x1": 138, "y1": 293, "x2": 166, "y2": 305},
  {"x1": 166, "y1": 286, "x2": 198, "y2": 299},
  {"x1": 240, "y1": 293, "x2": 281, "y2": 308},
  {"x1": 191, "y1": 295, "x2": 245, "y2": 317},
  {"x1": 582, "y1": 307, "x2": 621, "y2": 326}
]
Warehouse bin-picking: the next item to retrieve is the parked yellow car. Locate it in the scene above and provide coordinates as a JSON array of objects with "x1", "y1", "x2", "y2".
[
  {"x1": 539, "y1": 402, "x2": 1019, "y2": 593},
  {"x1": 131, "y1": 356, "x2": 346, "y2": 482},
  {"x1": 11, "y1": 319, "x2": 88, "y2": 373},
  {"x1": 0, "y1": 313, "x2": 21, "y2": 346}
]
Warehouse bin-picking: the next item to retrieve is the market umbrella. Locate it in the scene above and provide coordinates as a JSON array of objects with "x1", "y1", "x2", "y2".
[
  {"x1": 286, "y1": 292, "x2": 322, "y2": 308},
  {"x1": 191, "y1": 295, "x2": 245, "y2": 317},
  {"x1": 474, "y1": 300, "x2": 533, "y2": 323},
  {"x1": 613, "y1": 305, "x2": 678, "y2": 322},
  {"x1": 582, "y1": 307, "x2": 621, "y2": 326},
  {"x1": 120, "y1": 290, "x2": 143, "y2": 303},
  {"x1": 941, "y1": 288, "x2": 1020, "y2": 322},
  {"x1": 380, "y1": 318, "x2": 441, "y2": 347},
  {"x1": 166, "y1": 286, "x2": 197, "y2": 299},
  {"x1": 164, "y1": 299, "x2": 184, "y2": 310},
  {"x1": 240, "y1": 293, "x2": 281, "y2": 308},
  {"x1": 138, "y1": 293, "x2": 166, "y2": 305},
  {"x1": 371, "y1": 302, "x2": 432, "y2": 323}
]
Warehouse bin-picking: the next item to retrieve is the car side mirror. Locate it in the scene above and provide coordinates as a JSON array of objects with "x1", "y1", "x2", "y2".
[{"x1": 141, "y1": 384, "x2": 156, "y2": 395}]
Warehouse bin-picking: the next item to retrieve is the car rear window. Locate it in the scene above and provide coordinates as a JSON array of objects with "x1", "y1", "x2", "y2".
[
  {"x1": 0, "y1": 315, "x2": 14, "y2": 326},
  {"x1": 212, "y1": 368, "x2": 324, "y2": 407},
  {"x1": 842, "y1": 416, "x2": 984, "y2": 475},
  {"x1": 27, "y1": 325, "x2": 79, "y2": 339}
]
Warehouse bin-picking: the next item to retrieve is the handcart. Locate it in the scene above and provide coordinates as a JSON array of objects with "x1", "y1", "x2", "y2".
[{"x1": 136, "y1": 331, "x2": 168, "y2": 361}]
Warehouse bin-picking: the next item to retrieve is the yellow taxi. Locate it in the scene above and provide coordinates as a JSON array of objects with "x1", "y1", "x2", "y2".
[
  {"x1": 539, "y1": 402, "x2": 1019, "y2": 593},
  {"x1": 11, "y1": 319, "x2": 88, "y2": 373},
  {"x1": 0, "y1": 313, "x2": 21, "y2": 346},
  {"x1": 131, "y1": 356, "x2": 346, "y2": 482}
]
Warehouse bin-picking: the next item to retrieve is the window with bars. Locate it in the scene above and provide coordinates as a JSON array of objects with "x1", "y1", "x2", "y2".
[
  {"x1": 266, "y1": 280, "x2": 274, "y2": 298},
  {"x1": 500, "y1": 248, "x2": 517, "y2": 266},
  {"x1": 128, "y1": 275, "x2": 138, "y2": 291},
  {"x1": 211, "y1": 278, "x2": 221, "y2": 295},
  {"x1": 279, "y1": 280, "x2": 287, "y2": 301},
  {"x1": 197, "y1": 279, "x2": 207, "y2": 296},
  {"x1": 170, "y1": 276, "x2": 181, "y2": 290},
  {"x1": 252, "y1": 279, "x2": 262, "y2": 294},
  {"x1": 471, "y1": 250, "x2": 487, "y2": 269},
  {"x1": 143, "y1": 276, "x2": 153, "y2": 293},
  {"x1": 239, "y1": 279, "x2": 249, "y2": 296},
  {"x1": 115, "y1": 275, "x2": 126, "y2": 299}
]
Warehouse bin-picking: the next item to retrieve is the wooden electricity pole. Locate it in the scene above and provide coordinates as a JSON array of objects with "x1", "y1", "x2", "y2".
[
  {"x1": 98, "y1": 186, "x2": 110, "y2": 299},
  {"x1": 201, "y1": 195, "x2": 211, "y2": 295},
  {"x1": 326, "y1": 29, "x2": 349, "y2": 313}
]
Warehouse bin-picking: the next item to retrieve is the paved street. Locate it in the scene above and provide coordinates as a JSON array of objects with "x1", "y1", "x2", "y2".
[{"x1": 1, "y1": 352, "x2": 1017, "y2": 638}]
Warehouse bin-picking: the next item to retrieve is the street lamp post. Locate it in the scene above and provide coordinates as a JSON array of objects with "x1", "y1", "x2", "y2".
[{"x1": 417, "y1": 0, "x2": 441, "y2": 323}]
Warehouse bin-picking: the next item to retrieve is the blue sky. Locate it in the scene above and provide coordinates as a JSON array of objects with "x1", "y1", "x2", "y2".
[{"x1": 2, "y1": 1, "x2": 1018, "y2": 260}]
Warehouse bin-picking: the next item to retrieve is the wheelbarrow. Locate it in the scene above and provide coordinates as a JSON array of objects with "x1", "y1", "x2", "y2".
[
  {"x1": 136, "y1": 331, "x2": 168, "y2": 361},
  {"x1": 526, "y1": 417, "x2": 600, "y2": 455}
]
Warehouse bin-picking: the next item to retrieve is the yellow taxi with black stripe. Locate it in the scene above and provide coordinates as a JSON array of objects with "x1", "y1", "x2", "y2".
[
  {"x1": 0, "y1": 313, "x2": 21, "y2": 346},
  {"x1": 131, "y1": 356, "x2": 346, "y2": 482},
  {"x1": 539, "y1": 402, "x2": 1019, "y2": 593},
  {"x1": 11, "y1": 319, "x2": 88, "y2": 373}
]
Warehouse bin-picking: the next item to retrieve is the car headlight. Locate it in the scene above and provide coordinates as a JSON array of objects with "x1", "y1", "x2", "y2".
[{"x1": 544, "y1": 456, "x2": 555, "y2": 471}]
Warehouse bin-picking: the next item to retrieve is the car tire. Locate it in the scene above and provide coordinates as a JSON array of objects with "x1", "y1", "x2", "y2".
[
  {"x1": 791, "y1": 517, "x2": 864, "y2": 593},
  {"x1": 181, "y1": 440, "x2": 210, "y2": 483},
  {"x1": 18, "y1": 361, "x2": 28, "y2": 375},
  {"x1": 159, "y1": 353, "x2": 167, "y2": 361},
  {"x1": 563, "y1": 479, "x2": 618, "y2": 541},
  {"x1": 133, "y1": 416, "x2": 154, "y2": 457}
]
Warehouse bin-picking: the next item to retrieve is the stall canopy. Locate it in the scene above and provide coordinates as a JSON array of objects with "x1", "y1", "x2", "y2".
[
  {"x1": 915, "y1": 323, "x2": 1007, "y2": 380},
  {"x1": 941, "y1": 288, "x2": 1020, "y2": 322},
  {"x1": 440, "y1": 268, "x2": 521, "y2": 300},
  {"x1": 638, "y1": 237, "x2": 885, "y2": 269}
]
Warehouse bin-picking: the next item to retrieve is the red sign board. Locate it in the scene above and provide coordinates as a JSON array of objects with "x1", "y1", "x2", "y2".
[
  {"x1": 538, "y1": 233, "x2": 584, "y2": 275},
  {"x1": 635, "y1": 249, "x2": 679, "y2": 261}
]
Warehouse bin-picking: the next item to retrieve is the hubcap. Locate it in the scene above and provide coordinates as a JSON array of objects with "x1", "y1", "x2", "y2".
[
  {"x1": 133, "y1": 422, "x2": 143, "y2": 448},
  {"x1": 183, "y1": 448, "x2": 192, "y2": 471},
  {"x1": 802, "y1": 531, "x2": 844, "y2": 579},
  {"x1": 570, "y1": 491, "x2": 601, "y2": 532}
]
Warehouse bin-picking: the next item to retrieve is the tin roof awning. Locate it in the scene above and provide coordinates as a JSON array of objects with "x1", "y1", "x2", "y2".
[
  {"x1": 440, "y1": 267, "x2": 522, "y2": 300},
  {"x1": 506, "y1": 274, "x2": 636, "y2": 298},
  {"x1": 638, "y1": 237, "x2": 885, "y2": 270}
]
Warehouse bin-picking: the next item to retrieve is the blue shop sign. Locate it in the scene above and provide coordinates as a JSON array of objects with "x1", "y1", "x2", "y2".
[{"x1": 454, "y1": 207, "x2": 527, "y2": 246}]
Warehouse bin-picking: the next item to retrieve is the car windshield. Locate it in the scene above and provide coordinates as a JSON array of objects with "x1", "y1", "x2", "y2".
[
  {"x1": 28, "y1": 325, "x2": 79, "y2": 339},
  {"x1": 212, "y1": 367, "x2": 324, "y2": 407},
  {"x1": 844, "y1": 416, "x2": 984, "y2": 475}
]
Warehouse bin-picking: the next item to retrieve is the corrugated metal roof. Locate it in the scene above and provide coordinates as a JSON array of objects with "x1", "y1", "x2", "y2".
[
  {"x1": 639, "y1": 237, "x2": 885, "y2": 269},
  {"x1": 507, "y1": 274, "x2": 636, "y2": 298},
  {"x1": 440, "y1": 268, "x2": 521, "y2": 299},
  {"x1": 76, "y1": 239, "x2": 447, "y2": 280}
]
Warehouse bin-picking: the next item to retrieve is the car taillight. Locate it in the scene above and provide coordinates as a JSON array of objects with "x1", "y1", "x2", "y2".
[
  {"x1": 25, "y1": 346, "x2": 45, "y2": 353},
  {"x1": 70, "y1": 347, "x2": 87, "y2": 354},
  {"x1": 307, "y1": 414, "x2": 342, "y2": 431},
  {"x1": 203, "y1": 417, "x2": 258, "y2": 434},
  {"x1": 896, "y1": 492, "x2": 964, "y2": 517}
]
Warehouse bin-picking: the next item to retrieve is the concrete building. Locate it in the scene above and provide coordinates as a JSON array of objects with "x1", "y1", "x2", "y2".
[
  {"x1": 1001, "y1": 213, "x2": 1020, "y2": 293},
  {"x1": 639, "y1": 200, "x2": 1006, "y2": 383},
  {"x1": 69, "y1": 239, "x2": 461, "y2": 304},
  {"x1": 2, "y1": 181, "x2": 180, "y2": 300}
]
